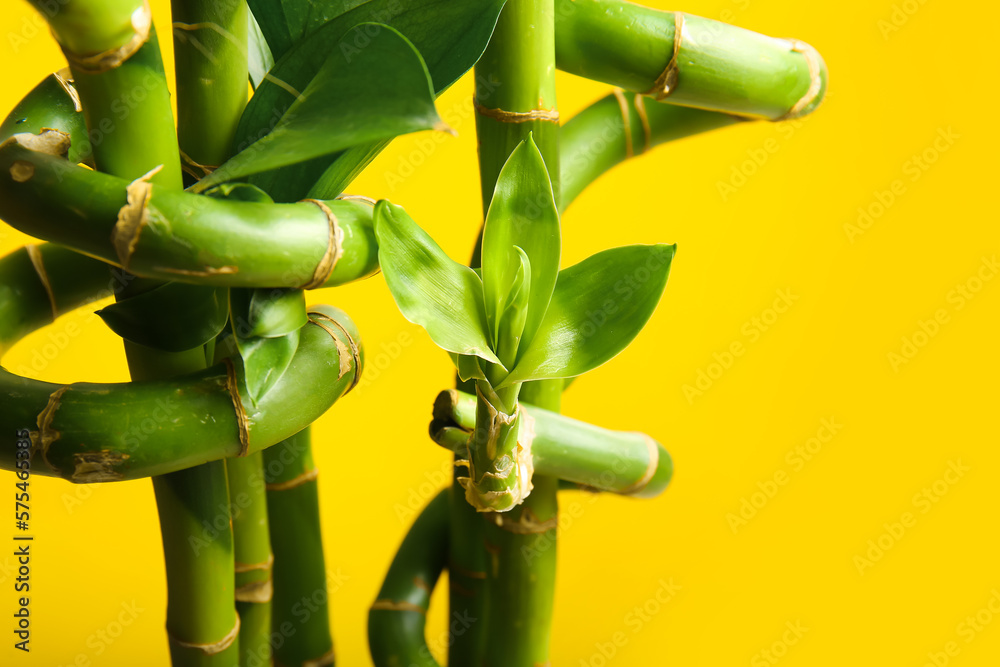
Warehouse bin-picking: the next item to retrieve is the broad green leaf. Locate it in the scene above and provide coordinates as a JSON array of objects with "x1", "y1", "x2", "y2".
[
  {"x1": 204, "y1": 182, "x2": 274, "y2": 203},
  {"x1": 235, "y1": 328, "x2": 302, "y2": 404},
  {"x1": 230, "y1": 288, "x2": 308, "y2": 339},
  {"x1": 194, "y1": 24, "x2": 443, "y2": 192},
  {"x1": 374, "y1": 200, "x2": 500, "y2": 366},
  {"x1": 247, "y1": 10, "x2": 275, "y2": 90},
  {"x1": 96, "y1": 283, "x2": 228, "y2": 352},
  {"x1": 236, "y1": 0, "x2": 505, "y2": 200},
  {"x1": 481, "y1": 137, "x2": 560, "y2": 356},
  {"x1": 499, "y1": 244, "x2": 676, "y2": 387},
  {"x1": 451, "y1": 352, "x2": 488, "y2": 382}
]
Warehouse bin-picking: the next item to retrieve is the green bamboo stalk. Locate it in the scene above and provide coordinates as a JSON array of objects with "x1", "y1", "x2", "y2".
[
  {"x1": 471, "y1": 2, "x2": 560, "y2": 664},
  {"x1": 0, "y1": 71, "x2": 92, "y2": 166},
  {"x1": 368, "y1": 489, "x2": 449, "y2": 667},
  {"x1": 554, "y1": 0, "x2": 827, "y2": 120},
  {"x1": 0, "y1": 137, "x2": 378, "y2": 289},
  {"x1": 264, "y1": 428, "x2": 337, "y2": 667},
  {"x1": 560, "y1": 91, "x2": 744, "y2": 210},
  {"x1": 227, "y1": 453, "x2": 273, "y2": 667},
  {"x1": 0, "y1": 247, "x2": 363, "y2": 480},
  {"x1": 432, "y1": 390, "x2": 672, "y2": 497}
]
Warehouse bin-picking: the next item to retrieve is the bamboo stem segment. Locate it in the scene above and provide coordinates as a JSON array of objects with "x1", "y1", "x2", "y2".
[{"x1": 554, "y1": 0, "x2": 827, "y2": 120}]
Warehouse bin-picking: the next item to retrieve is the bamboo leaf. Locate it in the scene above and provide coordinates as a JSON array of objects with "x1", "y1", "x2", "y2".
[
  {"x1": 494, "y1": 246, "x2": 530, "y2": 365},
  {"x1": 451, "y1": 352, "x2": 488, "y2": 382},
  {"x1": 230, "y1": 288, "x2": 308, "y2": 339},
  {"x1": 374, "y1": 200, "x2": 500, "y2": 366},
  {"x1": 236, "y1": 0, "x2": 505, "y2": 200},
  {"x1": 500, "y1": 244, "x2": 676, "y2": 387},
  {"x1": 481, "y1": 136, "x2": 559, "y2": 357},
  {"x1": 195, "y1": 24, "x2": 443, "y2": 192},
  {"x1": 235, "y1": 328, "x2": 302, "y2": 404},
  {"x1": 96, "y1": 283, "x2": 229, "y2": 352},
  {"x1": 247, "y1": 10, "x2": 275, "y2": 90}
]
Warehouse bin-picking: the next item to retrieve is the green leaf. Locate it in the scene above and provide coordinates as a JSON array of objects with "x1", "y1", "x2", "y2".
[
  {"x1": 96, "y1": 283, "x2": 229, "y2": 352},
  {"x1": 499, "y1": 244, "x2": 676, "y2": 387},
  {"x1": 230, "y1": 288, "x2": 308, "y2": 339},
  {"x1": 203, "y1": 182, "x2": 274, "y2": 203},
  {"x1": 373, "y1": 200, "x2": 500, "y2": 366},
  {"x1": 235, "y1": 327, "x2": 302, "y2": 404},
  {"x1": 236, "y1": 0, "x2": 505, "y2": 200},
  {"x1": 194, "y1": 24, "x2": 443, "y2": 193},
  {"x1": 494, "y1": 246, "x2": 530, "y2": 365},
  {"x1": 247, "y1": 10, "x2": 275, "y2": 90},
  {"x1": 481, "y1": 136, "x2": 560, "y2": 357},
  {"x1": 450, "y1": 352, "x2": 487, "y2": 382}
]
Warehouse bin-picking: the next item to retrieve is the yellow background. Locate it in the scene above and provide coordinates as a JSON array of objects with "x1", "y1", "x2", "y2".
[{"x1": 1, "y1": 0, "x2": 997, "y2": 664}]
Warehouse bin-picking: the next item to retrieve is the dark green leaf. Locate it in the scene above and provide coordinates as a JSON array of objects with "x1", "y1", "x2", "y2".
[
  {"x1": 195, "y1": 24, "x2": 443, "y2": 192},
  {"x1": 204, "y1": 182, "x2": 274, "y2": 203},
  {"x1": 96, "y1": 283, "x2": 229, "y2": 352},
  {"x1": 374, "y1": 200, "x2": 500, "y2": 365},
  {"x1": 236, "y1": 327, "x2": 301, "y2": 404},
  {"x1": 235, "y1": 0, "x2": 505, "y2": 200},
  {"x1": 481, "y1": 136, "x2": 560, "y2": 357},
  {"x1": 499, "y1": 244, "x2": 676, "y2": 387},
  {"x1": 494, "y1": 246, "x2": 530, "y2": 366}
]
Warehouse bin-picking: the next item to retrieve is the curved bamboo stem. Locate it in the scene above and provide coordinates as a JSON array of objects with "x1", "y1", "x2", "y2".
[{"x1": 554, "y1": 0, "x2": 827, "y2": 120}]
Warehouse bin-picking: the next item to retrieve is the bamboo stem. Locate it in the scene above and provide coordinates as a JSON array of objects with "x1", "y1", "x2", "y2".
[
  {"x1": 471, "y1": 2, "x2": 560, "y2": 664},
  {"x1": 554, "y1": 0, "x2": 827, "y2": 120},
  {"x1": 264, "y1": 428, "x2": 336, "y2": 667},
  {"x1": 368, "y1": 489, "x2": 449, "y2": 667}
]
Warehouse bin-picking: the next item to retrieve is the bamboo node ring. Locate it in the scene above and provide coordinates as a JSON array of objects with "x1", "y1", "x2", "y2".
[
  {"x1": 644, "y1": 12, "x2": 685, "y2": 100},
  {"x1": 224, "y1": 358, "x2": 251, "y2": 457},
  {"x1": 265, "y1": 467, "x2": 319, "y2": 491},
  {"x1": 474, "y1": 101, "x2": 559, "y2": 123},
  {"x1": 300, "y1": 199, "x2": 344, "y2": 290},
  {"x1": 612, "y1": 89, "x2": 634, "y2": 159},
  {"x1": 61, "y1": 0, "x2": 153, "y2": 75},
  {"x1": 774, "y1": 39, "x2": 824, "y2": 121},
  {"x1": 621, "y1": 435, "x2": 660, "y2": 495},
  {"x1": 168, "y1": 613, "x2": 240, "y2": 655}
]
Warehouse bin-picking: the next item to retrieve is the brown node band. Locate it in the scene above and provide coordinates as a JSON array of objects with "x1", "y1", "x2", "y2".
[
  {"x1": 370, "y1": 600, "x2": 427, "y2": 614},
  {"x1": 307, "y1": 310, "x2": 362, "y2": 393},
  {"x1": 53, "y1": 69, "x2": 82, "y2": 112},
  {"x1": 632, "y1": 94, "x2": 652, "y2": 154},
  {"x1": 265, "y1": 467, "x2": 319, "y2": 492},
  {"x1": 303, "y1": 648, "x2": 336, "y2": 667},
  {"x1": 62, "y1": 1, "x2": 153, "y2": 75},
  {"x1": 299, "y1": 199, "x2": 344, "y2": 290},
  {"x1": 25, "y1": 245, "x2": 58, "y2": 321},
  {"x1": 621, "y1": 435, "x2": 660, "y2": 495},
  {"x1": 474, "y1": 101, "x2": 559, "y2": 124},
  {"x1": 223, "y1": 358, "x2": 251, "y2": 457},
  {"x1": 774, "y1": 40, "x2": 824, "y2": 121},
  {"x1": 612, "y1": 89, "x2": 633, "y2": 159},
  {"x1": 112, "y1": 164, "x2": 162, "y2": 271},
  {"x1": 486, "y1": 506, "x2": 557, "y2": 535},
  {"x1": 234, "y1": 553, "x2": 274, "y2": 573},
  {"x1": 234, "y1": 577, "x2": 273, "y2": 603},
  {"x1": 644, "y1": 12, "x2": 685, "y2": 100},
  {"x1": 34, "y1": 385, "x2": 69, "y2": 475},
  {"x1": 168, "y1": 613, "x2": 240, "y2": 656}
]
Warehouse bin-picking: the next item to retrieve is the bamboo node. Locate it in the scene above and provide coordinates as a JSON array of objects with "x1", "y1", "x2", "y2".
[
  {"x1": 621, "y1": 435, "x2": 660, "y2": 495},
  {"x1": 612, "y1": 89, "x2": 634, "y2": 159},
  {"x1": 308, "y1": 310, "x2": 362, "y2": 393},
  {"x1": 632, "y1": 94, "x2": 652, "y2": 154},
  {"x1": 168, "y1": 613, "x2": 240, "y2": 656},
  {"x1": 474, "y1": 102, "x2": 559, "y2": 123},
  {"x1": 34, "y1": 385, "x2": 69, "y2": 474},
  {"x1": 61, "y1": 0, "x2": 152, "y2": 75},
  {"x1": 644, "y1": 12, "x2": 685, "y2": 100},
  {"x1": 265, "y1": 467, "x2": 319, "y2": 491},
  {"x1": 234, "y1": 553, "x2": 274, "y2": 573},
  {"x1": 72, "y1": 450, "x2": 129, "y2": 483},
  {"x1": 25, "y1": 245, "x2": 58, "y2": 321},
  {"x1": 112, "y1": 166, "x2": 162, "y2": 271},
  {"x1": 224, "y1": 358, "x2": 251, "y2": 457},
  {"x1": 234, "y1": 577, "x2": 273, "y2": 603},
  {"x1": 303, "y1": 648, "x2": 336, "y2": 667},
  {"x1": 487, "y1": 505, "x2": 557, "y2": 535},
  {"x1": 774, "y1": 39, "x2": 824, "y2": 121},
  {"x1": 3, "y1": 129, "x2": 71, "y2": 158},
  {"x1": 335, "y1": 194, "x2": 377, "y2": 206},
  {"x1": 300, "y1": 199, "x2": 344, "y2": 290},
  {"x1": 53, "y1": 68, "x2": 82, "y2": 112},
  {"x1": 371, "y1": 599, "x2": 427, "y2": 615}
]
